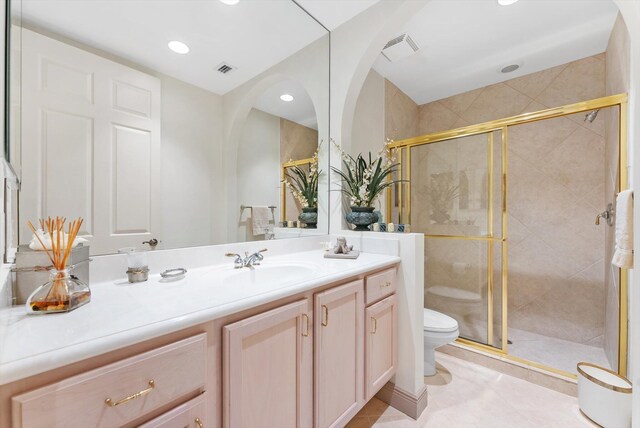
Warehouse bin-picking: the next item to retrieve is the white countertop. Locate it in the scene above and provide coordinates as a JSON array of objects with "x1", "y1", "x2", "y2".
[{"x1": 0, "y1": 250, "x2": 399, "y2": 385}]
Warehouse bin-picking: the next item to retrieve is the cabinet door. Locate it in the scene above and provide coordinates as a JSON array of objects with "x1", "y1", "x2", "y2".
[
  {"x1": 223, "y1": 299, "x2": 312, "y2": 428},
  {"x1": 365, "y1": 294, "x2": 398, "y2": 400},
  {"x1": 314, "y1": 280, "x2": 365, "y2": 428},
  {"x1": 138, "y1": 393, "x2": 206, "y2": 428}
]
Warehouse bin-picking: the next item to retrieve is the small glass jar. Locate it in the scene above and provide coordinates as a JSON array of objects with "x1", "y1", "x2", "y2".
[
  {"x1": 119, "y1": 247, "x2": 149, "y2": 283},
  {"x1": 26, "y1": 268, "x2": 91, "y2": 314}
]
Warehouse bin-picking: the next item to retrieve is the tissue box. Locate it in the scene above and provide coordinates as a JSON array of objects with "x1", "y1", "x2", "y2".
[{"x1": 13, "y1": 244, "x2": 90, "y2": 305}]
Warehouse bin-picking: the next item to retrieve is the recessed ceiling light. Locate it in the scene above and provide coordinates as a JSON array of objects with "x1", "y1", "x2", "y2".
[
  {"x1": 280, "y1": 94, "x2": 294, "y2": 102},
  {"x1": 168, "y1": 41, "x2": 190, "y2": 54},
  {"x1": 219, "y1": 0, "x2": 240, "y2": 5},
  {"x1": 497, "y1": 0, "x2": 519, "y2": 5},
  {"x1": 500, "y1": 64, "x2": 520, "y2": 73}
]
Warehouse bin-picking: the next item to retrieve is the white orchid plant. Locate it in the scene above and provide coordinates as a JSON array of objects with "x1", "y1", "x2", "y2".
[
  {"x1": 331, "y1": 139, "x2": 404, "y2": 207},
  {"x1": 282, "y1": 147, "x2": 321, "y2": 209}
]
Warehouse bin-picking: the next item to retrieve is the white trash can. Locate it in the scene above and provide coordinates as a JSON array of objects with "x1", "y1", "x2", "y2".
[{"x1": 577, "y1": 362, "x2": 632, "y2": 428}]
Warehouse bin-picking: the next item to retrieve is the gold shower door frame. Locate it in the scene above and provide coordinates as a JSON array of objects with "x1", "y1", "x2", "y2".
[{"x1": 387, "y1": 93, "x2": 629, "y2": 378}]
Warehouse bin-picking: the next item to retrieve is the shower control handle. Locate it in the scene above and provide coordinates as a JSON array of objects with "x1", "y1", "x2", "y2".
[{"x1": 595, "y1": 203, "x2": 614, "y2": 226}]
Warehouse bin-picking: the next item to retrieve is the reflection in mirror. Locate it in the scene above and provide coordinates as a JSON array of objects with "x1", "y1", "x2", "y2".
[
  {"x1": 236, "y1": 79, "x2": 319, "y2": 241},
  {"x1": 8, "y1": 0, "x2": 329, "y2": 256}
]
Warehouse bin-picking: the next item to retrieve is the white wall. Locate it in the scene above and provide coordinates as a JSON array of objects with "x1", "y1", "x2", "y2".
[
  {"x1": 236, "y1": 109, "x2": 281, "y2": 241},
  {"x1": 222, "y1": 34, "x2": 330, "y2": 243},
  {"x1": 329, "y1": 0, "x2": 429, "y2": 233},
  {"x1": 329, "y1": 0, "x2": 429, "y2": 401},
  {"x1": 160, "y1": 75, "x2": 224, "y2": 249},
  {"x1": 351, "y1": 69, "x2": 385, "y2": 158},
  {"x1": 350, "y1": 69, "x2": 389, "y2": 218}
]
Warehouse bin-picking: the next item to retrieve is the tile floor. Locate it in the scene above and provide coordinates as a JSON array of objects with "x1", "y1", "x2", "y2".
[
  {"x1": 508, "y1": 328, "x2": 611, "y2": 374},
  {"x1": 346, "y1": 352, "x2": 598, "y2": 428}
]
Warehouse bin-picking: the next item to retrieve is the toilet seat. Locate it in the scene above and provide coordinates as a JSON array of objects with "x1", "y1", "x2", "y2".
[{"x1": 423, "y1": 308, "x2": 458, "y2": 333}]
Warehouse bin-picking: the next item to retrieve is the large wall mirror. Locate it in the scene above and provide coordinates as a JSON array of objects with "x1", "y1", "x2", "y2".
[{"x1": 7, "y1": 0, "x2": 330, "y2": 257}]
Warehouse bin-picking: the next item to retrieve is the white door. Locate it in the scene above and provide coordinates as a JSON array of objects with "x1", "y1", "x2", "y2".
[{"x1": 20, "y1": 28, "x2": 161, "y2": 255}]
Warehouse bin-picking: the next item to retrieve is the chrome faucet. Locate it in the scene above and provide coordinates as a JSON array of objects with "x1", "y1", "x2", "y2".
[
  {"x1": 244, "y1": 249, "x2": 267, "y2": 267},
  {"x1": 225, "y1": 249, "x2": 268, "y2": 269},
  {"x1": 225, "y1": 253, "x2": 244, "y2": 269}
]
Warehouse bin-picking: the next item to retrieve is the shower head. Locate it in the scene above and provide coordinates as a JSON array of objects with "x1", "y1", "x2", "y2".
[{"x1": 584, "y1": 109, "x2": 600, "y2": 123}]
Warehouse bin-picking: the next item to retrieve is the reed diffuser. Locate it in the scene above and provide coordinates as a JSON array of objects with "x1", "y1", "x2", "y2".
[{"x1": 25, "y1": 217, "x2": 91, "y2": 314}]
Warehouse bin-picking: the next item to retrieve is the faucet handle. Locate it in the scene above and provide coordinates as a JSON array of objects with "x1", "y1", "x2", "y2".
[
  {"x1": 257, "y1": 249, "x2": 268, "y2": 253},
  {"x1": 225, "y1": 253, "x2": 243, "y2": 268}
]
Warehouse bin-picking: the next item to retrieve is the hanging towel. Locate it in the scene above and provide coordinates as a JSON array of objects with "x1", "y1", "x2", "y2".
[
  {"x1": 251, "y1": 206, "x2": 272, "y2": 235},
  {"x1": 612, "y1": 189, "x2": 634, "y2": 268}
]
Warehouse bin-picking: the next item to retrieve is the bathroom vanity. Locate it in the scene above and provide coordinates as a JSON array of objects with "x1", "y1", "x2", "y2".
[{"x1": 0, "y1": 250, "x2": 399, "y2": 428}]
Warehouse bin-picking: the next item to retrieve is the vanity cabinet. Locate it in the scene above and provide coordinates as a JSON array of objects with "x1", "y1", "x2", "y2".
[
  {"x1": 314, "y1": 280, "x2": 365, "y2": 428},
  {"x1": 365, "y1": 294, "x2": 398, "y2": 400},
  {"x1": 138, "y1": 393, "x2": 207, "y2": 428},
  {"x1": 11, "y1": 334, "x2": 207, "y2": 428},
  {"x1": 364, "y1": 268, "x2": 398, "y2": 401},
  {"x1": 4, "y1": 263, "x2": 400, "y2": 428},
  {"x1": 223, "y1": 299, "x2": 313, "y2": 428}
]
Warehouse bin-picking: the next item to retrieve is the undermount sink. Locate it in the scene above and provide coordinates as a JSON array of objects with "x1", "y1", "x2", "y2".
[{"x1": 211, "y1": 263, "x2": 317, "y2": 286}]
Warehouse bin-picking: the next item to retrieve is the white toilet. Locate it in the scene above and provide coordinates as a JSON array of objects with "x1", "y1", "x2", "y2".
[{"x1": 423, "y1": 308, "x2": 459, "y2": 376}]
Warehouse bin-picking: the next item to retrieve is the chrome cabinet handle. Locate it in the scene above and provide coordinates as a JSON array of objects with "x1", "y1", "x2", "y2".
[
  {"x1": 371, "y1": 317, "x2": 377, "y2": 334},
  {"x1": 105, "y1": 380, "x2": 155, "y2": 407},
  {"x1": 195, "y1": 417, "x2": 204, "y2": 428},
  {"x1": 302, "y1": 313, "x2": 310, "y2": 337},
  {"x1": 321, "y1": 305, "x2": 329, "y2": 327},
  {"x1": 379, "y1": 281, "x2": 392, "y2": 289}
]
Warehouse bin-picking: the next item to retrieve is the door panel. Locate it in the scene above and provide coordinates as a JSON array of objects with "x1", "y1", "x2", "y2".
[
  {"x1": 314, "y1": 280, "x2": 364, "y2": 428},
  {"x1": 21, "y1": 28, "x2": 160, "y2": 254},
  {"x1": 408, "y1": 130, "x2": 505, "y2": 348},
  {"x1": 365, "y1": 294, "x2": 397, "y2": 400},
  {"x1": 223, "y1": 299, "x2": 312, "y2": 428}
]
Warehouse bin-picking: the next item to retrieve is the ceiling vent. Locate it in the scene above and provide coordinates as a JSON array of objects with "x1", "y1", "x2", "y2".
[
  {"x1": 381, "y1": 33, "x2": 419, "y2": 62},
  {"x1": 216, "y1": 62, "x2": 236, "y2": 74}
]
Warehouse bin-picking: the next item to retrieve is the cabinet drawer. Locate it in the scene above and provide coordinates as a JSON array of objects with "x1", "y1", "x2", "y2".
[
  {"x1": 138, "y1": 393, "x2": 207, "y2": 428},
  {"x1": 365, "y1": 268, "x2": 396, "y2": 305},
  {"x1": 12, "y1": 334, "x2": 207, "y2": 428}
]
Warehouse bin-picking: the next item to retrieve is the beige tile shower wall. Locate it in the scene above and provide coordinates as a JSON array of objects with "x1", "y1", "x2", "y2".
[
  {"x1": 385, "y1": 78, "x2": 418, "y2": 223},
  {"x1": 603, "y1": 14, "x2": 630, "y2": 370},
  {"x1": 416, "y1": 54, "x2": 608, "y2": 346},
  {"x1": 280, "y1": 118, "x2": 318, "y2": 222},
  {"x1": 385, "y1": 78, "x2": 418, "y2": 141}
]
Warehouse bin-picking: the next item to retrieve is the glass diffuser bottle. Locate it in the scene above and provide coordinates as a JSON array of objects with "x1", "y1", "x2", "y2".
[
  {"x1": 26, "y1": 267, "x2": 91, "y2": 314},
  {"x1": 25, "y1": 216, "x2": 90, "y2": 314}
]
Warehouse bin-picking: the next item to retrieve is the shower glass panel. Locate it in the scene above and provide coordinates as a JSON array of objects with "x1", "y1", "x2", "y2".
[
  {"x1": 408, "y1": 131, "x2": 504, "y2": 348},
  {"x1": 505, "y1": 106, "x2": 619, "y2": 374},
  {"x1": 410, "y1": 134, "x2": 492, "y2": 237},
  {"x1": 390, "y1": 94, "x2": 628, "y2": 377}
]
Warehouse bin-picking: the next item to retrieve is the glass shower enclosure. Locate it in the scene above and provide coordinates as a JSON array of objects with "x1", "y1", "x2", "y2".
[{"x1": 386, "y1": 94, "x2": 628, "y2": 377}]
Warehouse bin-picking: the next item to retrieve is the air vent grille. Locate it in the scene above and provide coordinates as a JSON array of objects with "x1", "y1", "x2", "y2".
[
  {"x1": 381, "y1": 33, "x2": 419, "y2": 62},
  {"x1": 216, "y1": 62, "x2": 236, "y2": 74}
]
